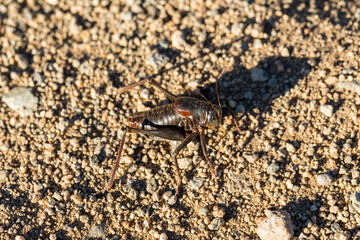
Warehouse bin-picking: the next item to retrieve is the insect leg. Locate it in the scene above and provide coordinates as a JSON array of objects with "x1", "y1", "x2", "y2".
[
  {"x1": 199, "y1": 131, "x2": 218, "y2": 188},
  {"x1": 172, "y1": 132, "x2": 198, "y2": 193},
  {"x1": 128, "y1": 126, "x2": 186, "y2": 141},
  {"x1": 118, "y1": 79, "x2": 176, "y2": 101},
  {"x1": 105, "y1": 127, "x2": 128, "y2": 191}
]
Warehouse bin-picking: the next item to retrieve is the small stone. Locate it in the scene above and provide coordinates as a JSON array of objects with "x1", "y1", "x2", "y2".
[
  {"x1": 188, "y1": 177, "x2": 205, "y2": 190},
  {"x1": 351, "y1": 192, "x2": 360, "y2": 214},
  {"x1": 316, "y1": 173, "x2": 333, "y2": 186},
  {"x1": 168, "y1": 195, "x2": 177, "y2": 205},
  {"x1": 256, "y1": 210, "x2": 294, "y2": 240},
  {"x1": 178, "y1": 157, "x2": 192, "y2": 169},
  {"x1": 71, "y1": 193, "x2": 83, "y2": 204},
  {"x1": 212, "y1": 206, "x2": 226, "y2": 218},
  {"x1": 146, "y1": 178, "x2": 158, "y2": 194},
  {"x1": 337, "y1": 81, "x2": 360, "y2": 95},
  {"x1": 120, "y1": 12, "x2": 132, "y2": 21},
  {"x1": 199, "y1": 207, "x2": 210, "y2": 216},
  {"x1": 140, "y1": 88, "x2": 150, "y2": 100},
  {"x1": 253, "y1": 39, "x2": 262, "y2": 49},
  {"x1": 46, "y1": 0, "x2": 58, "y2": 5},
  {"x1": 280, "y1": 47, "x2": 290, "y2": 57},
  {"x1": 344, "y1": 155, "x2": 352, "y2": 164},
  {"x1": 285, "y1": 143, "x2": 296, "y2": 153},
  {"x1": 127, "y1": 189, "x2": 138, "y2": 200},
  {"x1": 244, "y1": 154, "x2": 259, "y2": 163},
  {"x1": 228, "y1": 99, "x2": 237, "y2": 108},
  {"x1": 251, "y1": 68, "x2": 268, "y2": 82},
  {"x1": 15, "y1": 236, "x2": 25, "y2": 240},
  {"x1": 267, "y1": 162, "x2": 280, "y2": 174},
  {"x1": 159, "y1": 233, "x2": 168, "y2": 240},
  {"x1": 163, "y1": 191, "x2": 173, "y2": 201},
  {"x1": 172, "y1": 30, "x2": 187, "y2": 50},
  {"x1": 148, "y1": 53, "x2": 170, "y2": 70},
  {"x1": 2, "y1": 87, "x2": 39, "y2": 116},
  {"x1": 236, "y1": 103, "x2": 245, "y2": 113},
  {"x1": 231, "y1": 23, "x2": 244, "y2": 36},
  {"x1": 310, "y1": 204, "x2": 318, "y2": 211},
  {"x1": 17, "y1": 54, "x2": 29, "y2": 69},
  {"x1": 208, "y1": 218, "x2": 225, "y2": 231},
  {"x1": 334, "y1": 232, "x2": 351, "y2": 240},
  {"x1": 0, "y1": 170, "x2": 7, "y2": 182},
  {"x1": 88, "y1": 225, "x2": 105, "y2": 238},
  {"x1": 320, "y1": 104, "x2": 334, "y2": 117},
  {"x1": 79, "y1": 215, "x2": 89, "y2": 223},
  {"x1": 158, "y1": 39, "x2": 169, "y2": 49}
]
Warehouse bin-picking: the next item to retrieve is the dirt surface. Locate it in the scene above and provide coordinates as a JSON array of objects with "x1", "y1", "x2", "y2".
[{"x1": 1, "y1": 0, "x2": 360, "y2": 239}]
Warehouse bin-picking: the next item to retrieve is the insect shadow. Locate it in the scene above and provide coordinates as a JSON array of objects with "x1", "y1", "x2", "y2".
[{"x1": 200, "y1": 56, "x2": 317, "y2": 151}]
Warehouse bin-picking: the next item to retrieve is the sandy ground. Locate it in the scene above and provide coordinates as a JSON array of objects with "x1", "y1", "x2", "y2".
[{"x1": 1, "y1": 0, "x2": 360, "y2": 239}]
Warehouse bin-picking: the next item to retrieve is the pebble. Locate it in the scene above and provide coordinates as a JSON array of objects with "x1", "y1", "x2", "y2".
[
  {"x1": 71, "y1": 193, "x2": 83, "y2": 205},
  {"x1": 2, "y1": 87, "x2": 39, "y2": 116},
  {"x1": 15, "y1": 236, "x2": 25, "y2": 240},
  {"x1": 256, "y1": 210, "x2": 294, "y2": 240},
  {"x1": 178, "y1": 156, "x2": 192, "y2": 169},
  {"x1": 320, "y1": 104, "x2": 334, "y2": 117},
  {"x1": 140, "y1": 88, "x2": 150, "y2": 100},
  {"x1": 148, "y1": 53, "x2": 170, "y2": 70},
  {"x1": 316, "y1": 173, "x2": 333, "y2": 186},
  {"x1": 228, "y1": 99, "x2": 237, "y2": 108},
  {"x1": 285, "y1": 142, "x2": 296, "y2": 153},
  {"x1": 244, "y1": 154, "x2": 259, "y2": 163},
  {"x1": 79, "y1": 215, "x2": 89, "y2": 223},
  {"x1": 168, "y1": 195, "x2": 177, "y2": 205},
  {"x1": 163, "y1": 191, "x2": 173, "y2": 201},
  {"x1": 351, "y1": 192, "x2": 360, "y2": 214},
  {"x1": 253, "y1": 39, "x2": 262, "y2": 49},
  {"x1": 45, "y1": 0, "x2": 58, "y2": 5},
  {"x1": 146, "y1": 178, "x2": 158, "y2": 194},
  {"x1": 159, "y1": 233, "x2": 168, "y2": 240},
  {"x1": 251, "y1": 68, "x2": 268, "y2": 82},
  {"x1": 199, "y1": 207, "x2": 210, "y2": 216},
  {"x1": 231, "y1": 23, "x2": 244, "y2": 36},
  {"x1": 337, "y1": 81, "x2": 360, "y2": 95},
  {"x1": 172, "y1": 30, "x2": 187, "y2": 50},
  {"x1": 212, "y1": 206, "x2": 226, "y2": 218},
  {"x1": 0, "y1": 170, "x2": 7, "y2": 183},
  {"x1": 267, "y1": 162, "x2": 280, "y2": 174},
  {"x1": 189, "y1": 177, "x2": 205, "y2": 190},
  {"x1": 208, "y1": 218, "x2": 225, "y2": 231},
  {"x1": 158, "y1": 39, "x2": 170, "y2": 49},
  {"x1": 127, "y1": 189, "x2": 138, "y2": 200},
  {"x1": 334, "y1": 232, "x2": 351, "y2": 240},
  {"x1": 17, "y1": 54, "x2": 29, "y2": 69}
]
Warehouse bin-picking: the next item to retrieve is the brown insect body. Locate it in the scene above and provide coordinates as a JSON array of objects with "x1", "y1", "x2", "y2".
[
  {"x1": 127, "y1": 96, "x2": 222, "y2": 132},
  {"x1": 106, "y1": 79, "x2": 222, "y2": 193}
]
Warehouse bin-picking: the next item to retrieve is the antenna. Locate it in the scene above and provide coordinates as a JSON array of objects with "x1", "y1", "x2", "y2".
[{"x1": 216, "y1": 78, "x2": 222, "y2": 108}]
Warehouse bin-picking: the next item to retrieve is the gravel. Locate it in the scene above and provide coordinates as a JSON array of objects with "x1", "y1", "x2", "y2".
[{"x1": 1, "y1": 0, "x2": 360, "y2": 239}]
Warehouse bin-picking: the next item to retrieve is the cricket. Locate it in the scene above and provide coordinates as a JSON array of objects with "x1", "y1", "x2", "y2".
[{"x1": 106, "y1": 78, "x2": 223, "y2": 193}]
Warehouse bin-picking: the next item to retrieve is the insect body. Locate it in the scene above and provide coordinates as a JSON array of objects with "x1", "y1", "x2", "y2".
[{"x1": 106, "y1": 79, "x2": 222, "y2": 193}]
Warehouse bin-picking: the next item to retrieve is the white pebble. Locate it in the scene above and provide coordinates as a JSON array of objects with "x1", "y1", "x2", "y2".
[
  {"x1": 256, "y1": 210, "x2": 294, "y2": 240},
  {"x1": 316, "y1": 173, "x2": 333, "y2": 186},
  {"x1": 320, "y1": 104, "x2": 334, "y2": 117}
]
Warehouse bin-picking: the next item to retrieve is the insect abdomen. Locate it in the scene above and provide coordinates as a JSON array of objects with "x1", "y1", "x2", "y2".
[{"x1": 127, "y1": 104, "x2": 183, "y2": 129}]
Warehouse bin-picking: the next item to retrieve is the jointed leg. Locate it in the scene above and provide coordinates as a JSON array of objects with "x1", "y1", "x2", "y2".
[
  {"x1": 118, "y1": 79, "x2": 176, "y2": 101},
  {"x1": 172, "y1": 132, "x2": 198, "y2": 193},
  {"x1": 199, "y1": 131, "x2": 218, "y2": 188},
  {"x1": 105, "y1": 127, "x2": 128, "y2": 191}
]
